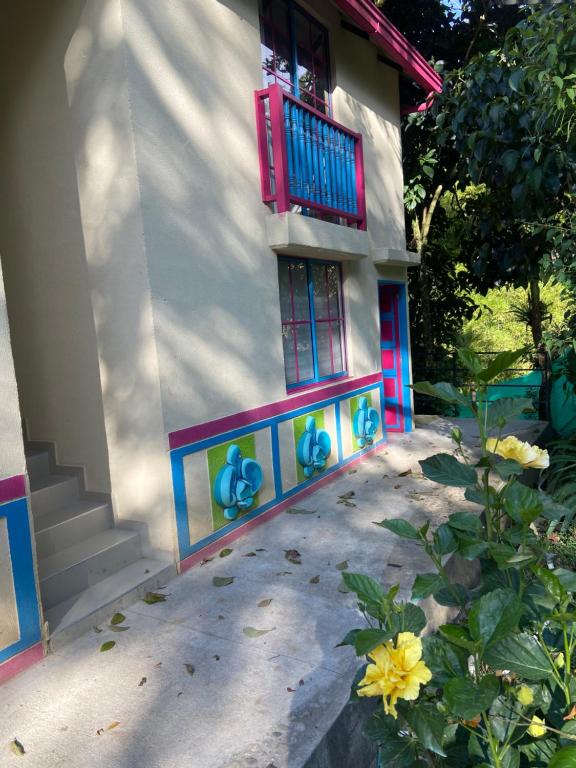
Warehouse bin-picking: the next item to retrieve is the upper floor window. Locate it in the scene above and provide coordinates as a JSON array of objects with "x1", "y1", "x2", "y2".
[
  {"x1": 278, "y1": 257, "x2": 346, "y2": 388},
  {"x1": 259, "y1": 0, "x2": 331, "y2": 114}
]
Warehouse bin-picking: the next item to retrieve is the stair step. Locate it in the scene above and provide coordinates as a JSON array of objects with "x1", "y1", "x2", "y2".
[
  {"x1": 30, "y1": 474, "x2": 80, "y2": 518},
  {"x1": 39, "y1": 529, "x2": 142, "y2": 609},
  {"x1": 26, "y1": 450, "x2": 51, "y2": 484},
  {"x1": 34, "y1": 500, "x2": 113, "y2": 560},
  {"x1": 45, "y1": 558, "x2": 176, "y2": 649}
]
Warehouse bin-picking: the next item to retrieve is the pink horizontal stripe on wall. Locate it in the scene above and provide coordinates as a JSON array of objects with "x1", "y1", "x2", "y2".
[
  {"x1": 0, "y1": 642, "x2": 44, "y2": 685},
  {"x1": 0, "y1": 474, "x2": 26, "y2": 505},
  {"x1": 169, "y1": 372, "x2": 382, "y2": 450}
]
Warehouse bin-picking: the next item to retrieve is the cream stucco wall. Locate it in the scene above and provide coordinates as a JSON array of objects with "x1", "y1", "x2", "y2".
[
  {"x1": 0, "y1": 2, "x2": 111, "y2": 493},
  {"x1": 0, "y1": 261, "x2": 27, "y2": 480},
  {"x1": 122, "y1": 0, "x2": 411, "y2": 435}
]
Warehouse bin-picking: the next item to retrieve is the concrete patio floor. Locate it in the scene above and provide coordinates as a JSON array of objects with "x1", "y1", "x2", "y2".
[{"x1": 0, "y1": 418, "x2": 546, "y2": 768}]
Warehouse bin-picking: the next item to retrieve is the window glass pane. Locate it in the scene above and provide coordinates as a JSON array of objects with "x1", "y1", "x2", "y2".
[
  {"x1": 290, "y1": 261, "x2": 311, "y2": 321},
  {"x1": 315, "y1": 322, "x2": 333, "y2": 377},
  {"x1": 282, "y1": 324, "x2": 298, "y2": 384},
  {"x1": 331, "y1": 320, "x2": 345, "y2": 372},
  {"x1": 278, "y1": 260, "x2": 293, "y2": 321},
  {"x1": 311, "y1": 263, "x2": 329, "y2": 320},
  {"x1": 326, "y1": 264, "x2": 342, "y2": 318},
  {"x1": 296, "y1": 324, "x2": 314, "y2": 381}
]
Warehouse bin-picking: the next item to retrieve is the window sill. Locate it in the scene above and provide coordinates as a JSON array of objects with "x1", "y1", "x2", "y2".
[
  {"x1": 266, "y1": 212, "x2": 369, "y2": 262},
  {"x1": 286, "y1": 374, "x2": 350, "y2": 396}
]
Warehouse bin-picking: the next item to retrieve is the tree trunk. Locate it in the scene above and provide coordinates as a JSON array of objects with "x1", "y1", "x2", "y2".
[{"x1": 527, "y1": 277, "x2": 543, "y2": 348}]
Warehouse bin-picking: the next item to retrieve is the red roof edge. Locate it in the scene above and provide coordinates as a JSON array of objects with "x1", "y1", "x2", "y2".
[{"x1": 333, "y1": 0, "x2": 443, "y2": 93}]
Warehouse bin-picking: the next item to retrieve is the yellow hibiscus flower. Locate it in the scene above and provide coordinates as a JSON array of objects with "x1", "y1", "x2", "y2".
[
  {"x1": 356, "y1": 632, "x2": 432, "y2": 718},
  {"x1": 517, "y1": 685, "x2": 534, "y2": 706},
  {"x1": 527, "y1": 715, "x2": 547, "y2": 737},
  {"x1": 486, "y1": 435, "x2": 549, "y2": 469}
]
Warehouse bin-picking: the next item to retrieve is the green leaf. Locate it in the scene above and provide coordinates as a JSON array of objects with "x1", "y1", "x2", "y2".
[
  {"x1": 336, "y1": 629, "x2": 361, "y2": 648},
  {"x1": 468, "y1": 588, "x2": 523, "y2": 648},
  {"x1": 489, "y1": 695, "x2": 520, "y2": 743},
  {"x1": 439, "y1": 624, "x2": 477, "y2": 651},
  {"x1": 354, "y1": 629, "x2": 393, "y2": 656},
  {"x1": 549, "y1": 747, "x2": 576, "y2": 768},
  {"x1": 212, "y1": 577, "x2": 235, "y2": 588},
  {"x1": 457, "y1": 348, "x2": 483, "y2": 374},
  {"x1": 403, "y1": 705, "x2": 447, "y2": 757},
  {"x1": 365, "y1": 713, "x2": 417, "y2": 766},
  {"x1": 219, "y1": 548, "x2": 233, "y2": 558},
  {"x1": 501, "y1": 149, "x2": 519, "y2": 173},
  {"x1": 434, "y1": 584, "x2": 468, "y2": 607},
  {"x1": 485, "y1": 398, "x2": 534, "y2": 431},
  {"x1": 444, "y1": 675, "x2": 499, "y2": 719},
  {"x1": 108, "y1": 625, "x2": 130, "y2": 633},
  {"x1": 423, "y1": 635, "x2": 468, "y2": 684},
  {"x1": 341, "y1": 572, "x2": 385, "y2": 604},
  {"x1": 110, "y1": 612, "x2": 126, "y2": 626},
  {"x1": 419, "y1": 454, "x2": 477, "y2": 487},
  {"x1": 532, "y1": 566, "x2": 567, "y2": 604},
  {"x1": 495, "y1": 460, "x2": 524, "y2": 480},
  {"x1": 243, "y1": 626, "x2": 275, "y2": 638},
  {"x1": 503, "y1": 483, "x2": 543, "y2": 525},
  {"x1": 447, "y1": 511, "x2": 481, "y2": 533},
  {"x1": 554, "y1": 568, "x2": 576, "y2": 593},
  {"x1": 459, "y1": 541, "x2": 489, "y2": 559},
  {"x1": 509, "y1": 69, "x2": 524, "y2": 93},
  {"x1": 374, "y1": 519, "x2": 420, "y2": 540},
  {"x1": 412, "y1": 573, "x2": 445, "y2": 600},
  {"x1": 100, "y1": 641, "x2": 116, "y2": 652},
  {"x1": 143, "y1": 591, "x2": 168, "y2": 604},
  {"x1": 433, "y1": 523, "x2": 457, "y2": 555},
  {"x1": 411, "y1": 381, "x2": 471, "y2": 409},
  {"x1": 391, "y1": 603, "x2": 427, "y2": 635},
  {"x1": 483, "y1": 633, "x2": 553, "y2": 680},
  {"x1": 478, "y1": 349, "x2": 528, "y2": 383}
]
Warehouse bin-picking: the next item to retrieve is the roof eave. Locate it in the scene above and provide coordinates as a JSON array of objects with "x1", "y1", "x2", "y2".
[{"x1": 333, "y1": 0, "x2": 443, "y2": 94}]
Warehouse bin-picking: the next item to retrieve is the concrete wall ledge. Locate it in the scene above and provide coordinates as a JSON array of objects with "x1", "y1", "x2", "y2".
[
  {"x1": 371, "y1": 247, "x2": 420, "y2": 267},
  {"x1": 265, "y1": 212, "x2": 369, "y2": 261}
]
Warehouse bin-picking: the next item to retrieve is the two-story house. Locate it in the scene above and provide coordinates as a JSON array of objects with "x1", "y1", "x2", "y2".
[{"x1": 0, "y1": 0, "x2": 440, "y2": 681}]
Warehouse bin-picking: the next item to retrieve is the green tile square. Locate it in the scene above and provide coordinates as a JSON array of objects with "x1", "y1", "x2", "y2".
[
  {"x1": 349, "y1": 392, "x2": 373, "y2": 451},
  {"x1": 293, "y1": 409, "x2": 325, "y2": 484},
  {"x1": 207, "y1": 434, "x2": 259, "y2": 531}
]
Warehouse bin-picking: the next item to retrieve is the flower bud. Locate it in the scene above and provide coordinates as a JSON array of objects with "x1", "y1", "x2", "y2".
[{"x1": 517, "y1": 685, "x2": 534, "y2": 706}]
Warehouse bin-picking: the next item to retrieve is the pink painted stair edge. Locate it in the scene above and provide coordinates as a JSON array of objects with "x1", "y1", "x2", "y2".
[
  {"x1": 0, "y1": 642, "x2": 44, "y2": 685},
  {"x1": 0, "y1": 474, "x2": 26, "y2": 505}
]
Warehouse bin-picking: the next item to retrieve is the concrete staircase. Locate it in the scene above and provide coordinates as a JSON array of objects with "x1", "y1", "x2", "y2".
[{"x1": 27, "y1": 448, "x2": 175, "y2": 648}]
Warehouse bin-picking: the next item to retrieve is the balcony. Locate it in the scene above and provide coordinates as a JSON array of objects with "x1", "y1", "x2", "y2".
[{"x1": 255, "y1": 85, "x2": 367, "y2": 234}]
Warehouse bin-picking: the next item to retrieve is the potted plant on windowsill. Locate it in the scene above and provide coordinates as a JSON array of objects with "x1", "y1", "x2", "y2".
[{"x1": 340, "y1": 348, "x2": 576, "y2": 767}]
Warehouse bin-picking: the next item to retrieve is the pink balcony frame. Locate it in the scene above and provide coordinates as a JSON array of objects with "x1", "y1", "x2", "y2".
[{"x1": 254, "y1": 84, "x2": 367, "y2": 231}]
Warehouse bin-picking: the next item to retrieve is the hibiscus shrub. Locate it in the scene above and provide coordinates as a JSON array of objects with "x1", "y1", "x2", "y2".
[{"x1": 341, "y1": 348, "x2": 576, "y2": 767}]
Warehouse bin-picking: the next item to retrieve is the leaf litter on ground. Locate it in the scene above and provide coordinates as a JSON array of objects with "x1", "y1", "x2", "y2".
[
  {"x1": 335, "y1": 561, "x2": 349, "y2": 571},
  {"x1": 219, "y1": 548, "x2": 233, "y2": 558},
  {"x1": 309, "y1": 575, "x2": 320, "y2": 584},
  {"x1": 10, "y1": 739, "x2": 25, "y2": 756},
  {"x1": 143, "y1": 591, "x2": 167, "y2": 604},
  {"x1": 213, "y1": 576, "x2": 235, "y2": 587},
  {"x1": 284, "y1": 549, "x2": 301, "y2": 565},
  {"x1": 100, "y1": 641, "x2": 116, "y2": 652},
  {"x1": 258, "y1": 598, "x2": 273, "y2": 608},
  {"x1": 110, "y1": 613, "x2": 126, "y2": 625},
  {"x1": 184, "y1": 664, "x2": 195, "y2": 676},
  {"x1": 285, "y1": 507, "x2": 316, "y2": 515},
  {"x1": 243, "y1": 626, "x2": 276, "y2": 638}
]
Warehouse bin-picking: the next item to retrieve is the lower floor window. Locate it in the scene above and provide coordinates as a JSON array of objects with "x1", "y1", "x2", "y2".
[{"x1": 277, "y1": 257, "x2": 347, "y2": 387}]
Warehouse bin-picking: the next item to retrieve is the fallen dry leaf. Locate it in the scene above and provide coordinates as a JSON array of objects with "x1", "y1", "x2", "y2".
[
  {"x1": 213, "y1": 576, "x2": 235, "y2": 587},
  {"x1": 243, "y1": 552, "x2": 257, "y2": 557},
  {"x1": 275, "y1": 571, "x2": 292, "y2": 576},
  {"x1": 309, "y1": 575, "x2": 320, "y2": 584},
  {"x1": 138, "y1": 677, "x2": 147, "y2": 687},
  {"x1": 200, "y1": 557, "x2": 214, "y2": 566},
  {"x1": 243, "y1": 626, "x2": 276, "y2": 638},
  {"x1": 107, "y1": 722, "x2": 120, "y2": 731},
  {"x1": 398, "y1": 469, "x2": 412, "y2": 477},
  {"x1": 184, "y1": 664, "x2": 195, "y2": 676},
  {"x1": 564, "y1": 705, "x2": 576, "y2": 721},
  {"x1": 258, "y1": 598, "x2": 273, "y2": 608},
  {"x1": 108, "y1": 625, "x2": 130, "y2": 633},
  {"x1": 335, "y1": 561, "x2": 349, "y2": 571},
  {"x1": 10, "y1": 739, "x2": 25, "y2": 756},
  {"x1": 219, "y1": 548, "x2": 233, "y2": 558},
  {"x1": 93, "y1": 626, "x2": 103, "y2": 634},
  {"x1": 338, "y1": 491, "x2": 355, "y2": 499},
  {"x1": 285, "y1": 507, "x2": 316, "y2": 515},
  {"x1": 284, "y1": 549, "x2": 302, "y2": 565},
  {"x1": 143, "y1": 591, "x2": 167, "y2": 604}
]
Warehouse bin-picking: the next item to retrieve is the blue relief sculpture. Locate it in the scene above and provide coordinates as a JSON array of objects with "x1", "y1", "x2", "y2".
[
  {"x1": 353, "y1": 396, "x2": 380, "y2": 448},
  {"x1": 296, "y1": 415, "x2": 332, "y2": 478},
  {"x1": 213, "y1": 444, "x2": 263, "y2": 521}
]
